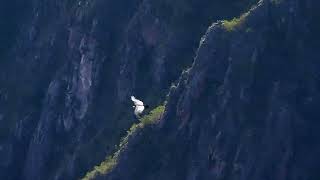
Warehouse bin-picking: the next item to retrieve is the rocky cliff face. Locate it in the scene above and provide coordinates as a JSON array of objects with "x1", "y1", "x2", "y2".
[
  {"x1": 0, "y1": 0, "x2": 258, "y2": 180},
  {"x1": 96, "y1": 0, "x2": 320, "y2": 180}
]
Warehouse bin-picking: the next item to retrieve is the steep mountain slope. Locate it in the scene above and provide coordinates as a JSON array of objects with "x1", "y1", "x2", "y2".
[
  {"x1": 93, "y1": 0, "x2": 320, "y2": 179},
  {"x1": 0, "y1": 0, "x2": 257, "y2": 180}
]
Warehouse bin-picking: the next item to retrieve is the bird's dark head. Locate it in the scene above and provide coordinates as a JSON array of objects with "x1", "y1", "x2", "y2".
[{"x1": 145, "y1": 105, "x2": 150, "y2": 109}]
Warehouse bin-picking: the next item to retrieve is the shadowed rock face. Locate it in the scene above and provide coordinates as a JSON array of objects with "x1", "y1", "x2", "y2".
[
  {"x1": 0, "y1": 0, "x2": 257, "y2": 180},
  {"x1": 0, "y1": 0, "x2": 30, "y2": 58},
  {"x1": 99, "y1": 0, "x2": 320, "y2": 180}
]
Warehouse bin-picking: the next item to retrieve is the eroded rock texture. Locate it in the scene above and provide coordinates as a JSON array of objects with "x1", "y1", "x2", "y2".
[
  {"x1": 0, "y1": 0, "x2": 257, "y2": 179},
  {"x1": 100, "y1": 0, "x2": 320, "y2": 180}
]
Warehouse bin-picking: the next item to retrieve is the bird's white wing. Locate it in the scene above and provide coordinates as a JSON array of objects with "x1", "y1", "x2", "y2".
[
  {"x1": 131, "y1": 96, "x2": 144, "y2": 106},
  {"x1": 134, "y1": 105, "x2": 145, "y2": 115}
]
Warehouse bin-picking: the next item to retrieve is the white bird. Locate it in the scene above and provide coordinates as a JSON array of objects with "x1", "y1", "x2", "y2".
[{"x1": 131, "y1": 96, "x2": 148, "y2": 118}]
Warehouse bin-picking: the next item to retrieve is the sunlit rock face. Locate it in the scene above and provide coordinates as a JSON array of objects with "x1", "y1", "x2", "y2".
[{"x1": 0, "y1": 0, "x2": 258, "y2": 180}]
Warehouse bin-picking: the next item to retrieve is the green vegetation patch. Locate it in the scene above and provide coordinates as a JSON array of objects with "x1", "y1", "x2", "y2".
[
  {"x1": 82, "y1": 105, "x2": 165, "y2": 180},
  {"x1": 222, "y1": 12, "x2": 249, "y2": 32}
]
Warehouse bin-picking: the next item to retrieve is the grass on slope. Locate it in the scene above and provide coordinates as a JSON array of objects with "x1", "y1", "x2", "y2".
[
  {"x1": 222, "y1": 12, "x2": 248, "y2": 32},
  {"x1": 82, "y1": 105, "x2": 165, "y2": 180}
]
